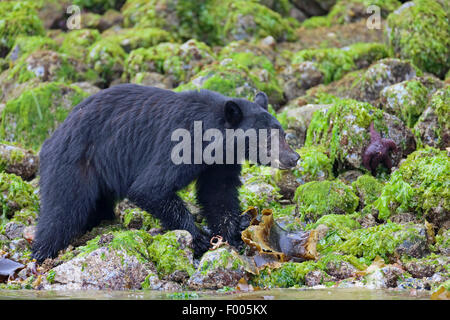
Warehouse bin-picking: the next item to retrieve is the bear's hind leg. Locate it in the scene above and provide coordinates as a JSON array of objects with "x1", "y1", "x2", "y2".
[{"x1": 32, "y1": 184, "x2": 99, "y2": 262}]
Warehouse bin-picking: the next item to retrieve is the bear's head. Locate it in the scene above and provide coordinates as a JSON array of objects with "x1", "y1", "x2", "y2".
[{"x1": 222, "y1": 92, "x2": 299, "y2": 169}]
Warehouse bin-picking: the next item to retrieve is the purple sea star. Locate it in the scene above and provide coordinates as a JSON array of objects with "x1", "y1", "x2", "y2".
[{"x1": 362, "y1": 122, "x2": 398, "y2": 175}]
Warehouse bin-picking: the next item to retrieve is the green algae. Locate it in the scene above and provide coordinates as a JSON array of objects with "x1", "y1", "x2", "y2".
[
  {"x1": 294, "y1": 180, "x2": 359, "y2": 223},
  {"x1": 373, "y1": 147, "x2": 449, "y2": 221},
  {"x1": 122, "y1": 208, "x2": 161, "y2": 230},
  {"x1": 251, "y1": 253, "x2": 365, "y2": 288},
  {"x1": 293, "y1": 146, "x2": 334, "y2": 182},
  {"x1": 147, "y1": 231, "x2": 195, "y2": 277},
  {"x1": 386, "y1": 0, "x2": 449, "y2": 77},
  {"x1": 333, "y1": 221, "x2": 428, "y2": 264}
]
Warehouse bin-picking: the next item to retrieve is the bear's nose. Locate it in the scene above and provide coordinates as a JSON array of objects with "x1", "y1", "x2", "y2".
[{"x1": 289, "y1": 152, "x2": 300, "y2": 166}]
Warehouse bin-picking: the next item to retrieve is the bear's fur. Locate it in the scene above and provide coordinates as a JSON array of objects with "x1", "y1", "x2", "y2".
[{"x1": 32, "y1": 84, "x2": 299, "y2": 262}]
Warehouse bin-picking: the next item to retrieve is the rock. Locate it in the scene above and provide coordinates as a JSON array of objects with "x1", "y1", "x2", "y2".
[
  {"x1": 0, "y1": 143, "x2": 39, "y2": 180},
  {"x1": 41, "y1": 247, "x2": 155, "y2": 290},
  {"x1": 404, "y1": 261, "x2": 436, "y2": 278},
  {"x1": 325, "y1": 260, "x2": 357, "y2": 280},
  {"x1": 282, "y1": 62, "x2": 324, "y2": 101},
  {"x1": 70, "y1": 82, "x2": 101, "y2": 96},
  {"x1": 365, "y1": 266, "x2": 404, "y2": 289},
  {"x1": 187, "y1": 247, "x2": 250, "y2": 290},
  {"x1": 394, "y1": 224, "x2": 429, "y2": 259},
  {"x1": 386, "y1": 0, "x2": 449, "y2": 77},
  {"x1": 22, "y1": 226, "x2": 36, "y2": 243},
  {"x1": 274, "y1": 170, "x2": 301, "y2": 200},
  {"x1": 282, "y1": 104, "x2": 329, "y2": 148},
  {"x1": 357, "y1": 214, "x2": 378, "y2": 229},
  {"x1": 291, "y1": 0, "x2": 327, "y2": 16},
  {"x1": 142, "y1": 274, "x2": 183, "y2": 291},
  {"x1": 304, "y1": 270, "x2": 333, "y2": 287},
  {"x1": 130, "y1": 72, "x2": 174, "y2": 89},
  {"x1": 4, "y1": 222, "x2": 25, "y2": 240},
  {"x1": 315, "y1": 224, "x2": 330, "y2": 241},
  {"x1": 350, "y1": 58, "x2": 418, "y2": 103},
  {"x1": 289, "y1": 7, "x2": 308, "y2": 22}
]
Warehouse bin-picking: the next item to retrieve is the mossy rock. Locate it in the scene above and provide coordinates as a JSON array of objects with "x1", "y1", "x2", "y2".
[
  {"x1": 124, "y1": 39, "x2": 215, "y2": 85},
  {"x1": 122, "y1": 208, "x2": 161, "y2": 230},
  {"x1": 334, "y1": 221, "x2": 429, "y2": 264},
  {"x1": 294, "y1": 179, "x2": 359, "y2": 223},
  {"x1": 386, "y1": 0, "x2": 449, "y2": 78},
  {"x1": 102, "y1": 27, "x2": 174, "y2": 53},
  {"x1": 87, "y1": 38, "x2": 127, "y2": 85},
  {"x1": 78, "y1": 229, "x2": 194, "y2": 278},
  {"x1": 293, "y1": 145, "x2": 334, "y2": 182},
  {"x1": 6, "y1": 36, "x2": 57, "y2": 62},
  {"x1": 0, "y1": 82, "x2": 89, "y2": 150},
  {"x1": 0, "y1": 172, "x2": 39, "y2": 223},
  {"x1": 0, "y1": 143, "x2": 39, "y2": 180},
  {"x1": 372, "y1": 147, "x2": 449, "y2": 227},
  {"x1": 0, "y1": 1, "x2": 45, "y2": 58},
  {"x1": 352, "y1": 174, "x2": 384, "y2": 209},
  {"x1": 414, "y1": 87, "x2": 450, "y2": 150},
  {"x1": 251, "y1": 252, "x2": 364, "y2": 288},
  {"x1": 178, "y1": 54, "x2": 283, "y2": 103},
  {"x1": 200, "y1": 0, "x2": 298, "y2": 45},
  {"x1": 302, "y1": 0, "x2": 401, "y2": 28},
  {"x1": 304, "y1": 96, "x2": 415, "y2": 172},
  {"x1": 5, "y1": 50, "x2": 90, "y2": 85},
  {"x1": 291, "y1": 42, "x2": 389, "y2": 84},
  {"x1": 59, "y1": 29, "x2": 101, "y2": 61},
  {"x1": 220, "y1": 51, "x2": 284, "y2": 105},
  {"x1": 380, "y1": 79, "x2": 429, "y2": 128},
  {"x1": 304, "y1": 97, "x2": 383, "y2": 171},
  {"x1": 121, "y1": 0, "x2": 200, "y2": 41}
]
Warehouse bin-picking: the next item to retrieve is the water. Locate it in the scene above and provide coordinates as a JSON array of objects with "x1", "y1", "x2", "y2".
[{"x1": 0, "y1": 288, "x2": 431, "y2": 300}]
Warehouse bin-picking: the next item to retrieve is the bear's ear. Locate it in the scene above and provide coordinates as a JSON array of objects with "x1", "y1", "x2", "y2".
[
  {"x1": 254, "y1": 92, "x2": 268, "y2": 110},
  {"x1": 224, "y1": 100, "x2": 243, "y2": 127}
]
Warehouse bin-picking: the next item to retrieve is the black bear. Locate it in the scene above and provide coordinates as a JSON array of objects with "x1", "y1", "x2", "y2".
[{"x1": 32, "y1": 84, "x2": 299, "y2": 262}]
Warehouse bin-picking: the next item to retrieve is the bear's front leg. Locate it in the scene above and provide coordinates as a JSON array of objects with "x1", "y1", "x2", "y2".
[
  {"x1": 127, "y1": 170, "x2": 210, "y2": 257},
  {"x1": 196, "y1": 164, "x2": 243, "y2": 248}
]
